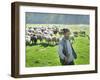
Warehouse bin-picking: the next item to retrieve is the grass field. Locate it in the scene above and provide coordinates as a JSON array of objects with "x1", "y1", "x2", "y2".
[
  {"x1": 26, "y1": 24, "x2": 90, "y2": 67},
  {"x1": 26, "y1": 36, "x2": 89, "y2": 67},
  {"x1": 26, "y1": 44, "x2": 61, "y2": 67}
]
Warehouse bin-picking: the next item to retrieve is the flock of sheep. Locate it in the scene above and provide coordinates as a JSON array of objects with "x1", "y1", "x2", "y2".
[
  {"x1": 26, "y1": 27, "x2": 62, "y2": 45},
  {"x1": 25, "y1": 26, "x2": 88, "y2": 46}
]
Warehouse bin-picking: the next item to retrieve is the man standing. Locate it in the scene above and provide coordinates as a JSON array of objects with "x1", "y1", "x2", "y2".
[{"x1": 58, "y1": 28, "x2": 77, "y2": 65}]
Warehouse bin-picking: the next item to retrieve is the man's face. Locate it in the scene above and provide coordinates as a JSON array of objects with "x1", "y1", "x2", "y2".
[{"x1": 64, "y1": 31, "x2": 71, "y2": 37}]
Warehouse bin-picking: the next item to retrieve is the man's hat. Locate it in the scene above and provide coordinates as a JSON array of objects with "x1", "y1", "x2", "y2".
[{"x1": 62, "y1": 28, "x2": 70, "y2": 33}]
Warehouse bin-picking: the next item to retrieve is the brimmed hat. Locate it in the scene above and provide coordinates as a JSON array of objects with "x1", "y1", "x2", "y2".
[{"x1": 62, "y1": 28, "x2": 70, "y2": 33}]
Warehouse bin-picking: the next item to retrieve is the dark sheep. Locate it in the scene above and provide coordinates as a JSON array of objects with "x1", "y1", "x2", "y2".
[
  {"x1": 73, "y1": 32, "x2": 78, "y2": 37},
  {"x1": 31, "y1": 34, "x2": 37, "y2": 45},
  {"x1": 79, "y1": 31, "x2": 86, "y2": 37}
]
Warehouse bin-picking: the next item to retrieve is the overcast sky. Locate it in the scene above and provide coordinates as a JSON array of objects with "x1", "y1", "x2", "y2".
[{"x1": 25, "y1": 12, "x2": 89, "y2": 24}]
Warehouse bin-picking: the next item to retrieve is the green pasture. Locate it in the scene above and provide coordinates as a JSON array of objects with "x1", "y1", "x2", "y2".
[
  {"x1": 26, "y1": 36, "x2": 89, "y2": 67},
  {"x1": 26, "y1": 24, "x2": 90, "y2": 67}
]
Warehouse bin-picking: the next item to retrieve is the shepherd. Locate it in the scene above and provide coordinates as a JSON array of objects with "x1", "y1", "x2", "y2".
[{"x1": 58, "y1": 28, "x2": 77, "y2": 65}]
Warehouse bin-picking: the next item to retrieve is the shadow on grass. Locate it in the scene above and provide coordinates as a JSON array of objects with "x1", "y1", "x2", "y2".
[
  {"x1": 26, "y1": 42, "x2": 58, "y2": 47},
  {"x1": 40, "y1": 43, "x2": 57, "y2": 47}
]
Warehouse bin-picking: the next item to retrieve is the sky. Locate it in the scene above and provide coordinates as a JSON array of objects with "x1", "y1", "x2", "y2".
[{"x1": 25, "y1": 12, "x2": 90, "y2": 24}]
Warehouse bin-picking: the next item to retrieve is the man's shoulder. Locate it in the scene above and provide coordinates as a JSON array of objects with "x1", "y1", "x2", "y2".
[
  {"x1": 59, "y1": 37, "x2": 65, "y2": 44},
  {"x1": 59, "y1": 37, "x2": 64, "y2": 41}
]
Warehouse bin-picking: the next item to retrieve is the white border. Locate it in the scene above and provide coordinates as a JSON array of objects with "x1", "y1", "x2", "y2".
[{"x1": 19, "y1": 6, "x2": 95, "y2": 74}]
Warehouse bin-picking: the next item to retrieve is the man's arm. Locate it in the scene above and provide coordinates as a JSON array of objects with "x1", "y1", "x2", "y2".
[{"x1": 58, "y1": 43, "x2": 66, "y2": 60}]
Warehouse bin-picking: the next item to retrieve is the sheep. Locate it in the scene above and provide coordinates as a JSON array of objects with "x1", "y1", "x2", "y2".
[
  {"x1": 79, "y1": 31, "x2": 86, "y2": 37},
  {"x1": 37, "y1": 33, "x2": 44, "y2": 43},
  {"x1": 52, "y1": 35, "x2": 59, "y2": 45},
  {"x1": 69, "y1": 34, "x2": 75, "y2": 44},
  {"x1": 31, "y1": 34, "x2": 37, "y2": 45},
  {"x1": 73, "y1": 31, "x2": 78, "y2": 37},
  {"x1": 44, "y1": 35, "x2": 52, "y2": 45},
  {"x1": 26, "y1": 35, "x2": 31, "y2": 46}
]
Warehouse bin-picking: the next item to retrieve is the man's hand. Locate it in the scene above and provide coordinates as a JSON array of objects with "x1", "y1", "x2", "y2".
[{"x1": 64, "y1": 57, "x2": 68, "y2": 63}]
